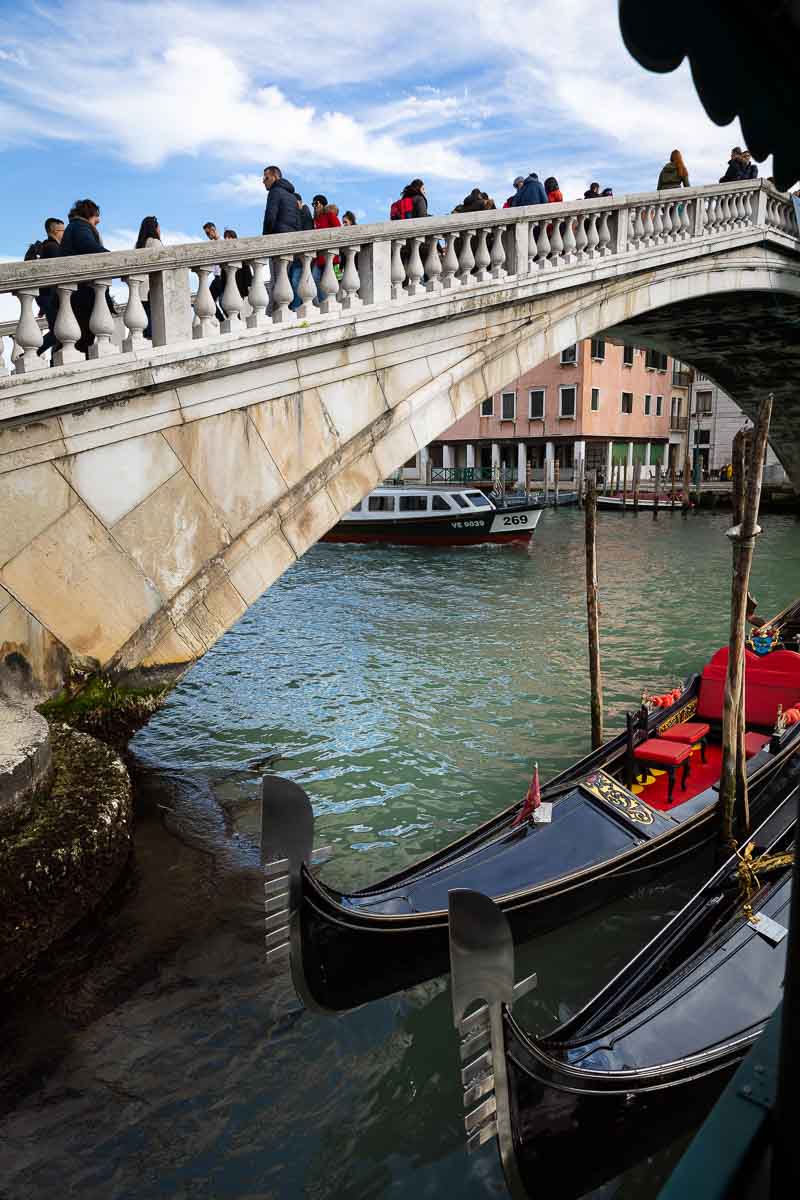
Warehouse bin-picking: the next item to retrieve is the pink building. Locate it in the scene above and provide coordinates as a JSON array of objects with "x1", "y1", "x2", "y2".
[{"x1": 421, "y1": 339, "x2": 692, "y2": 484}]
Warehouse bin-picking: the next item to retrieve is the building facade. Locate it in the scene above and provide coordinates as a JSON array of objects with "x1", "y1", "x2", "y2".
[
  {"x1": 418, "y1": 340, "x2": 692, "y2": 484},
  {"x1": 690, "y1": 374, "x2": 786, "y2": 480}
]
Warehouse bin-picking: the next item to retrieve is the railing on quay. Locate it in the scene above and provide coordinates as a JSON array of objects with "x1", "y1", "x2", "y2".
[
  {"x1": 670, "y1": 415, "x2": 689, "y2": 431},
  {"x1": 0, "y1": 180, "x2": 797, "y2": 379}
]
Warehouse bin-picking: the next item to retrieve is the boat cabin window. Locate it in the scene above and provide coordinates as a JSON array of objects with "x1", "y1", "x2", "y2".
[
  {"x1": 368, "y1": 495, "x2": 396, "y2": 512},
  {"x1": 452, "y1": 494, "x2": 470, "y2": 508},
  {"x1": 465, "y1": 491, "x2": 491, "y2": 508},
  {"x1": 432, "y1": 495, "x2": 452, "y2": 510},
  {"x1": 399, "y1": 496, "x2": 428, "y2": 512}
]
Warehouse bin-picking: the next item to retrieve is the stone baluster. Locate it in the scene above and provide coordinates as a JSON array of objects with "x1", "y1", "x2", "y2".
[
  {"x1": 88, "y1": 280, "x2": 116, "y2": 359},
  {"x1": 269, "y1": 256, "x2": 296, "y2": 324},
  {"x1": 295, "y1": 252, "x2": 317, "y2": 318},
  {"x1": 561, "y1": 217, "x2": 577, "y2": 264},
  {"x1": 742, "y1": 191, "x2": 754, "y2": 226},
  {"x1": 440, "y1": 232, "x2": 460, "y2": 290},
  {"x1": 405, "y1": 237, "x2": 425, "y2": 295},
  {"x1": 243, "y1": 261, "x2": 269, "y2": 328},
  {"x1": 707, "y1": 196, "x2": 718, "y2": 232},
  {"x1": 489, "y1": 226, "x2": 506, "y2": 279},
  {"x1": 390, "y1": 240, "x2": 406, "y2": 300},
  {"x1": 423, "y1": 236, "x2": 442, "y2": 294},
  {"x1": 340, "y1": 246, "x2": 362, "y2": 308},
  {"x1": 652, "y1": 204, "x2": 664, "y2": 243},
  {"x1": 662, "y1": 202, "x2": 674, "y2": 241},
  {"x1": 548, "y1": 218, "x2": 564, "y2": 267},
  {"x1": 473, "y1": 229, "x2": 491, "y2": 282},
  {"x1": 642, "y1": 207, "x2": 654, "y2": 245},
  {"x1": 739, "y1": 192, "x2": 750, "y2": 226},
  {"x1": 680, "y1": 199, "x2": 692, "y2": 237},
  {"x1": 574, "y1": 213, "x2": 588, "y2": 259},
  {"x1": 122, "y1": 275, "x2": 148, "y2": 352},
  {"x1": 458, "y1": 229, "x2": 476, "y2": 283},
  {"x1": 12, "y1": 289, "x2": 44, "y2": 372},
  {"x1": 10, "y1": 338, "x2": 23, "y2": 372},
  {"x1": 193, "y1": 268, "x2": 218, "y2": 339},
  {"x1": 632, "y1": 206, "x2": 645, "y2": 247},
  {"x1": 318, "y1": 249, "x2": 341, "y2": 315},
  {"x1": 528, "y1": 221, "x2": 539, "y2": 270},
  {"x1": 220, "y1": 262, "x2": 244, "y2": 331},
  {"x1": 535, "y1": 220, "x2": 551, "y2": 267},
  {"x1": 52, "y1": 284, "x2": 82, "y2": 365},
  {"x1": 597, "y1": 211, "x2": 611, "y2": 254},
  {"x1": 585, "y1": 213, "x2": 599, "y2": 257}
]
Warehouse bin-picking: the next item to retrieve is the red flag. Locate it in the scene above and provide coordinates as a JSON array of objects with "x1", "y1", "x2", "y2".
[{"x1": 512, "y1": 763, "x2": 541, "y2": 827}]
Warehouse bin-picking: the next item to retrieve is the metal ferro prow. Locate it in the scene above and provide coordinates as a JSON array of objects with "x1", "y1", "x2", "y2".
[
  {"x1": 449, "y1": 889, "x2": 537, "y2": 1199},
  {"x1": 260, "y1": 775, "x2": 330, "y2": 977}
]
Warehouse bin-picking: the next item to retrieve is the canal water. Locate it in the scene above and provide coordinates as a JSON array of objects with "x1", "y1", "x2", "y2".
[{"x1": 1, "y1": 509, "x2": 798, "y2": 1199}]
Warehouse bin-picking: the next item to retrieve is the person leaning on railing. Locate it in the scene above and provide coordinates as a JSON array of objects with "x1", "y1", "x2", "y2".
[{"x1": 59, "y1": 199, "x2": 111, "y2": 354}]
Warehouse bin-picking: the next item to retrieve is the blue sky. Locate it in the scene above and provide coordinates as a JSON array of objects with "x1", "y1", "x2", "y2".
[{"x1": 0, "y1": 0, "x2": 765, "y2": 264}]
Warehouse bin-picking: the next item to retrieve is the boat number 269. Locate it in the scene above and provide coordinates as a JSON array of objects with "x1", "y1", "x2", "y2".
[{"x1": 502, "y1": 514, "x2": 529, "y2": 526}]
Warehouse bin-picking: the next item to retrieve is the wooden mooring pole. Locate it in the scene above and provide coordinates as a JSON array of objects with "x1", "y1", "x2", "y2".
[
  {"x1": 682, "y1": 446, "x2": 691, "y2": 513},
  {"x1": 633, "y1": 462, "x2": 641, "y2": 512},
  {"x1": 554, "y1": 459, "x2": 560, "y2": 505},
  {"x1": 585, "y1": 475, "x2": 604, "y2": 747},
  {"x1": 719, "y1": 395, "x2": 773, "y2": 845},
  {"x1": 622, "y1": 460, "x2": 628, "y2": 512},
  {"x1": 652, "y1": 463, "x2": 661, "y2": 519},
  {"x1": 670, "y1": 463, "x2": 676, "y2": 509}
]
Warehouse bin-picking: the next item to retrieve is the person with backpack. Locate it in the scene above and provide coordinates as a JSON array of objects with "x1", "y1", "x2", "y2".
[
  {"x1": 390, "y1": 179, "x2": 428, "y2": 220},
  {"x1": 657, "y1": 149, "x2": 690, "y2": 189},
  {"x1": 25, "y1": 217, "x2": 64, "y2": 357}
]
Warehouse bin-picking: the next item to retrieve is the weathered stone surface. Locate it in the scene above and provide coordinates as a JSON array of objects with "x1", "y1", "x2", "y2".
[
  {"x1": 56, "y1": 431, "x2": 182, "y2": 527},
  {"x1": 113, "y1": 467, "x2": 230, "y2": 599},
  {"x1": 1, "y1": 504, "x2": 162, "y2": 662},
  {"x1": 164, "y1": 409, "x2": 287, "y2": 537},
  {"x1": 0, "y1": 698, "x2": 52, "y2": 836},
  {"x1": 0, "y1": 723, "x2": 132, "y2": 985},
  {"x1": 250, "y1": 390, "x2": 336, "y2": 488},
  {"x1": 0, "y1": 462, "x2": 74, "y2": 568},
  {"x1": 0, "y1": 595, "x2": 70, "y2": 695}
]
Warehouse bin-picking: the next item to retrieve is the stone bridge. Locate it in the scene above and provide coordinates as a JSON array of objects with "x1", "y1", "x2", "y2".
[{"x1": 1, "y1": 180, "x2": 798, "y2": 701}]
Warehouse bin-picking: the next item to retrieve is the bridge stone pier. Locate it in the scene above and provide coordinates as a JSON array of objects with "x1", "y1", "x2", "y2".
[{"x1": 1, "y1": 181, "x2": 798, "y2": 703}]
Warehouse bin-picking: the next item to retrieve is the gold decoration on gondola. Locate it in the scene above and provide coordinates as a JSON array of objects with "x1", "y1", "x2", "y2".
[
  {"x1": 656, "y1": 699, "x2": 698, "y2": 733},
  {"x1": 583, "y1": 770, "x2": 654, "y2": 825},
  {"x1": 736, "y1": 841, "x2": 794, "y2": 918}
]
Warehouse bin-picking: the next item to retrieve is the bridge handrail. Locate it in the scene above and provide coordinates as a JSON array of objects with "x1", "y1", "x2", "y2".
[{"x1": 2, "y1": 180, "x2": 796, "y2": 377}]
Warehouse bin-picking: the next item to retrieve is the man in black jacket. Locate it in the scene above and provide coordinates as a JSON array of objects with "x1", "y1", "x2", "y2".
[
  {"x1": 262, "y1": 166, "x2": 301, "y2": 235},
  {"x1": 27, "y1": 217, "x2": 64, "y2": 355},
  {"x1": 60, "y1": 199, "x2": 110, "y2": 353}
]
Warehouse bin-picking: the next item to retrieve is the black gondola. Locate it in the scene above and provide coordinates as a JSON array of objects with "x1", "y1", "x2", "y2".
[
  {"x1": 260, "y1": 602, "x2": 800, "y2": 1013},
  {"x1": 448, "y1": 790, "x2": 798, "y2": 1199}
]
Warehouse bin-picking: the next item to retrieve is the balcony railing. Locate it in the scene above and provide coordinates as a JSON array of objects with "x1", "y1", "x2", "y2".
[
  {"x1": 430, "y1": 466, "x2": 517, "y2": 483},
  {"x1": 670, "y1": 415, "x2": 689, "y2": 431},
  {"x1": 671, "y1": 370, "x2": 692, "y2": 388}
]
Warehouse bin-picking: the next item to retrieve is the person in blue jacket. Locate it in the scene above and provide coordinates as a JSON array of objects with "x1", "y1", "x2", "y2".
[
  {"x1": 262, "y1": 166, "x2": 301, "y2": 235},
  {"x1": 511, "y1": 172, "x2": 548, "y2": 207},
  {"x1": 60, "y1": 198, "x2": 110, "y2": 353}
]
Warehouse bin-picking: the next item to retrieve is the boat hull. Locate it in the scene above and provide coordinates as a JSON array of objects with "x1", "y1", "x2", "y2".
[{"x1": 322, "y1": 506, "x2": 542, "y2": 546}]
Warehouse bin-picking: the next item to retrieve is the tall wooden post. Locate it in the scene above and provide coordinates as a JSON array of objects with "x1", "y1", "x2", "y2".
[
  {"x1": 682, "y1": 442, "x2": 691, "y2": 513},
  {"x1": 585, "y1": 477, "x2": 603, "y2": 747},
  {"x1": 720, "y1": 395, "x2": 773, "y2": 845},
  {"x1": 554, "y1": 458, "x2": 560, "y2": 505},
  {"x1": 731, "y1": 428, "x2": 746, "y2": 526},
  {"x1": 632, "y1": 461, "x2": 640, "y2": 512},
  {"x1": 622, "y1": 460, "x2": 628, "y2": 512},
  {"x1": 670, "y1": 464, "x2": 676, "y2": 509},
  {"x1": 652, "y1": 463, "x2": 661, "y2": 519}
]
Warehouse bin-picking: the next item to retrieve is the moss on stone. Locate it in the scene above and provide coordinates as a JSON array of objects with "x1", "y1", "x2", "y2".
[
  {"x1": 0, "y1": 723, "x2": 133, "y2": 986},
  {"x1": 38, "y1": 675, "x2": 168, "y2": 751}
]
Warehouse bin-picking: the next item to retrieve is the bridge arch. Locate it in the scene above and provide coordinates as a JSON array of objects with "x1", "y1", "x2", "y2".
[{"x1": 1, "y1": 195, "x2": 798, "y2": 701}]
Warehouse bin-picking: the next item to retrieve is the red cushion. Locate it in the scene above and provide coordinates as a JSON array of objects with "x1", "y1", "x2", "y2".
[
  {"x1": 634, "y1": 738, "x2": 693, "y2": 765},
  {"x1": 744, "y1": 732, "x2": 770, "y2": 759},
  {"x1": 659, "y1": 722, "x2": 710, "y2": 744},
  {"x1": 696, "y1": 646, "x2": 800, "y2": 727}
]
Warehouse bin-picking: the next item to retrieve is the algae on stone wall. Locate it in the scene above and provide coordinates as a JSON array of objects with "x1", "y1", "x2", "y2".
[
  {"x1": 0, "y1": 723, "x2": 133, "y2": 985},
  {"x1": 38, "y1": 675, "x2": 168, "y2": 751}
]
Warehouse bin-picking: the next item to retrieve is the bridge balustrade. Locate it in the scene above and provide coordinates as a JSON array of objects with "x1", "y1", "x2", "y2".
[{"x1": 0, "y1": 181, "x2": 796, "y2": 378}]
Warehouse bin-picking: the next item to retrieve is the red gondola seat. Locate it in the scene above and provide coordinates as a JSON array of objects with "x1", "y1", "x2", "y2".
[
  {"x1": 696, "y1": 647, "x2": 800, "y2": 729},
  {"x1": 658, "y1": 721, "x2": 710, "y2": 761},
  {"x1": 633, "y1": 738, "x2": 693, "y2": 804}
]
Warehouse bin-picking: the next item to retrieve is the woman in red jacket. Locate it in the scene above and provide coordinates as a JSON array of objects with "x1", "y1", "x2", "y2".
[
  {"x1": 312, "y1": 195, "x2": 341, "y2": 299},
  {"x1": 544, "y1": 177, "x2": 563, "y2": 203}
]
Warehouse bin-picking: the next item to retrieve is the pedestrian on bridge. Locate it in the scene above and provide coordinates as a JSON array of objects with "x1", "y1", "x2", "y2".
[
  {"x1": 262, "y1": 166, "x2": 301, "y2": 236},
  {"x1": 511, "y1": 172, "x2": 548, "y2": 207},
  {"x1": 657, "y1": 150, "x2": 690, "y2": 189},
  {"x1": 134, "y1": 216, "x2": 163, "y2": 339},
  {"x1": 60, "y1": 199, "x2": 110, "y2": 354},
  {"x1": 311, "y1": 195, "x2": 341, "y2": 299}
]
